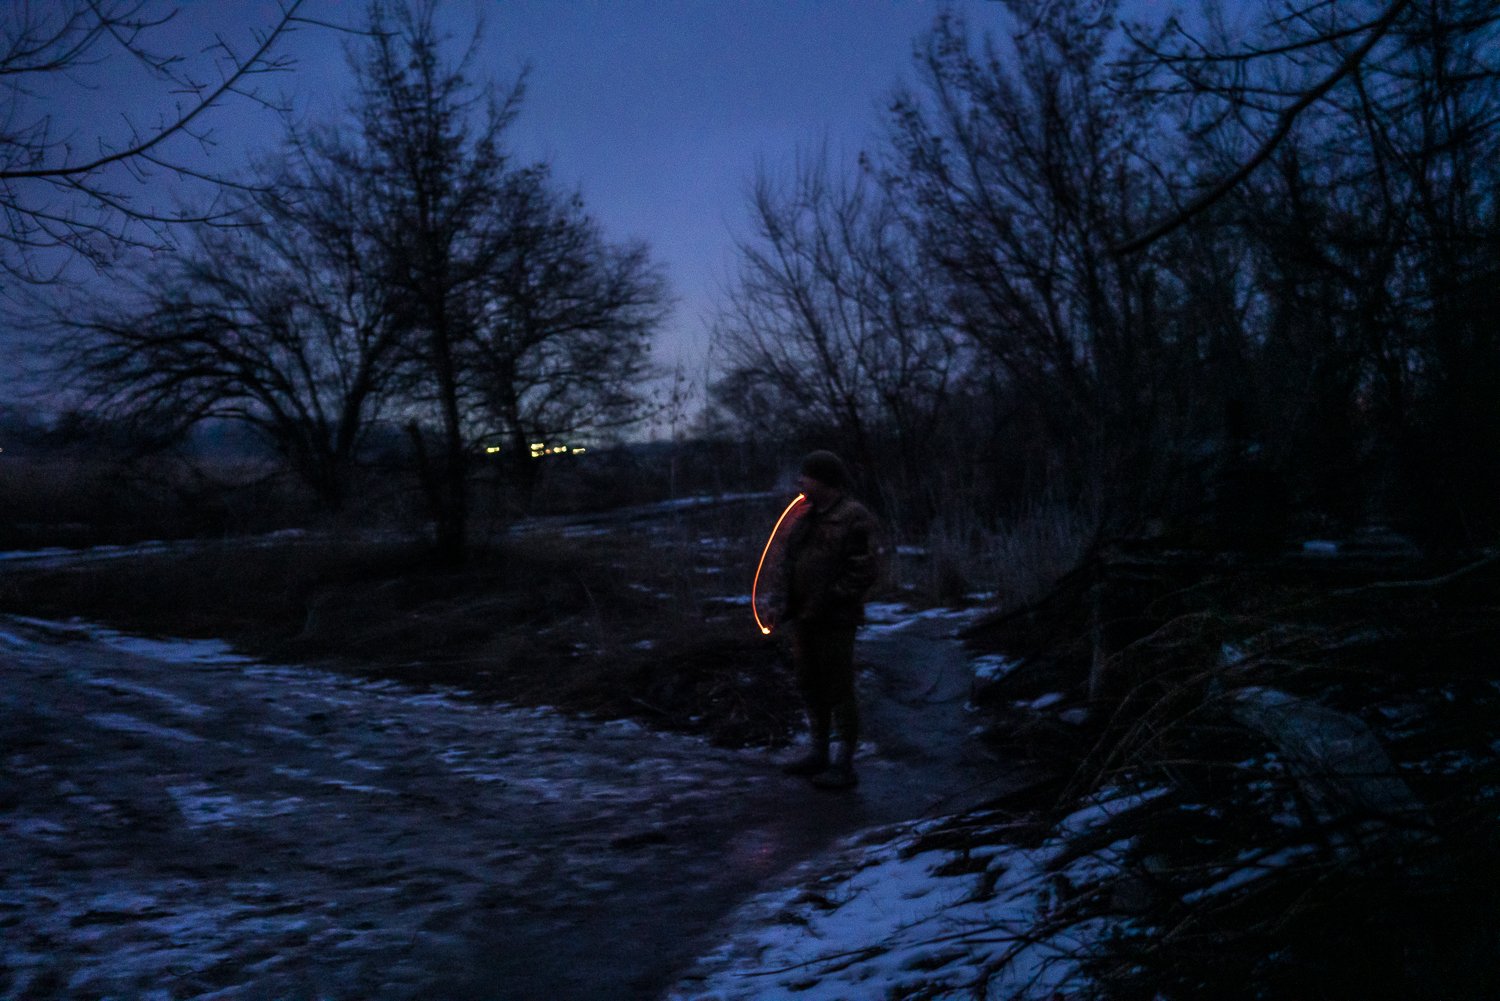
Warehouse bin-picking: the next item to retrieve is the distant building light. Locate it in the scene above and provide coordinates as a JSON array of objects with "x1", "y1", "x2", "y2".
[
  {"x1": 524, "y1": 440, "x2": 588, "y2": 458},
  {"x1": 485, "y1": 445, "x2": 501, "y2": 454}
]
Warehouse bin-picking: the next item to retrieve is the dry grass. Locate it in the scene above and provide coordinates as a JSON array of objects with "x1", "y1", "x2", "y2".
[
  {"x1": 0, "y1": 452, "x2": 308, "y2": 549},
  {"x1": 0, "y1": 501, "x2": 805, "y2": 748},
  {"x1": 899, "y1": 499, "x2": 1098, "y2": 609},
  {"x1": 955, "y1": 546, "x2": 1500, "y2": 1000}
]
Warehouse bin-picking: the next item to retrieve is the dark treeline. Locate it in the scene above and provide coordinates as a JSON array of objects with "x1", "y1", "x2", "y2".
[
  {"x1": 26, "y1": 0, "x2": 1500, "y2": 573},
  {"x1": 708, "y1": 0, "x2": 1500, "y2": 555},
  {"x1": 43, "y1": 1, "x2": 669, "y2": 564}
]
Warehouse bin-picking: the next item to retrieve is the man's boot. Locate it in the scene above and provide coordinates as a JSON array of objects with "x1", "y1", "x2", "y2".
[
  {"x1": 810, "y1": 743, "x2": 858, "y2": 790},
  {"x1": 811, "y1": 699, "x2": 859, "y2": 789},
  {"x1": 782, "y1": 721, "x2": 830, "y2": 776}
]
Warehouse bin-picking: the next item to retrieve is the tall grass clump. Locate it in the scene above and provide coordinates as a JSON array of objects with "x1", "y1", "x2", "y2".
[{"x1": 906, "y1": 498, "x2": 1099, "y2": 609}]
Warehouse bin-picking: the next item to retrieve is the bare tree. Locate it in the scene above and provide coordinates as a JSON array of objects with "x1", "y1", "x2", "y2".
[
  {"x1": 1113, "y1": 0, "x2": 1499, "y2": 254},
  {"x1": 55, "y1": 0, "x2": 670, "y2": 552},
  {"x1": 885, "y1": 5, "x2": 1210, "y2": 528},
  {"x1": 1128, "y1": 0, "x2": 1500, "y2": 535},
  {"x1": 0, "y1": 0, "x2": 316, "y2": 287},
  {"x1": 314, "y1": 0, "x2": 529, "y2": 561},
  {"x1": 713, "y1": 153, "x2": 965, "y2": 510},
  {"x1": 466, "y1": 168, "x2": 669, "y2": 500},
  {"x1": 315, "y1": 0, "x2": 669, "y2": 558},
  {"x1": 55, "y1": 163, "x2": 407, "y2": 511}
]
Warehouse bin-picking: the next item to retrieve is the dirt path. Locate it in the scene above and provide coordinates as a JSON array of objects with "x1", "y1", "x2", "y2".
[
  {"x1": 0, "y1": 612, "x2": 1018, "y2": 999},
  {"x1": 855, "y1": 613, "x2": 1022, "y2": 817}
]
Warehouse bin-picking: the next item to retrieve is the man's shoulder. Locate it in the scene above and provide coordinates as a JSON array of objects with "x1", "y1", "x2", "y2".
[{"x1": 828, "y1": 496, "x2": 880, "y2": 530}]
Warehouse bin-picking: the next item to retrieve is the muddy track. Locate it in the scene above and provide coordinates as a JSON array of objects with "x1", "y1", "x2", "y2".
[{"x1": 1, "y1": 613, "x2": 1019, "y2": 999}]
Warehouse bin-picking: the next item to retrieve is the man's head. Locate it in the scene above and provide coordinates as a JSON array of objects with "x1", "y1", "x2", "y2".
[{"x1": 798, "y1": 449, "x2": 850, "y2": 508}]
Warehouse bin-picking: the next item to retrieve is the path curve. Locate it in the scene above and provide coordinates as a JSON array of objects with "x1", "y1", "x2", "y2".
[{"x1": 0, "y1": 612, "x2": 1017, "y2": 999}]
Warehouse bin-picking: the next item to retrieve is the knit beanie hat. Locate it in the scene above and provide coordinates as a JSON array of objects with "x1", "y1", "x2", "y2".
[{"x1": 800, "y1": 449, "x2": 850, "y2": 489}]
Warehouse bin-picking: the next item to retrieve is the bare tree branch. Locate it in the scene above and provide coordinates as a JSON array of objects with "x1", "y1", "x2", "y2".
[
  {"x1": 0, "y1": 0, "x2": 311, "y2": 286},
  {"x1": 1112, "y1": 0, "x2": 1414, "y2": 255}
]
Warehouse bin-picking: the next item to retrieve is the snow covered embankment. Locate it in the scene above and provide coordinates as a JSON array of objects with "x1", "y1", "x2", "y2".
[{"x1": 670, "y1": 785, "x2": 1165, "y2": 1000}]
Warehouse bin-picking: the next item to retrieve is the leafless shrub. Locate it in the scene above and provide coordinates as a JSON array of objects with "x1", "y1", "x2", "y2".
[
  {"x1": 899, "y1": 495, "x2": 1099, "y2": 609},
  {"x1": 951, "y1": 548, "x2": 1500, "y2": 999}
]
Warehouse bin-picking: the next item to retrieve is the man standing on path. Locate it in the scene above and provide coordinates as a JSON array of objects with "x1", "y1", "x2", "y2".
[{"x1": 774, "y1": 450, "x2": 882, "y2": 790}]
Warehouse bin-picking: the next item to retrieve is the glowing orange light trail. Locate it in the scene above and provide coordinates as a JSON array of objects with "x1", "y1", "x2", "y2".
[{"x1": 752, "y1": 493, "x2": 805, "y2": 635}]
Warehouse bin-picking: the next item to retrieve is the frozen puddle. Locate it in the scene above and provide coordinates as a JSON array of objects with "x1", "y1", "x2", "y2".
[{"x1": 0, "y1": 616, "x2": 890, "y2": 1000}]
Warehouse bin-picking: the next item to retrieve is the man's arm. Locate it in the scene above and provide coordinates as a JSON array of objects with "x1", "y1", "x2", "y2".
[
  {"x1": 828, "y1": 512, "x2": 880, "y2": 604},
  {"x1": 769, "y1": 511, "x2": 809, "y2": 624}
]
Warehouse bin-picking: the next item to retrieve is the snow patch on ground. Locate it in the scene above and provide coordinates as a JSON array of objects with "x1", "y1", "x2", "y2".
[
  {"x1": 93, "y1": 631, "x2": 256, "y2": 666},
  {"x1": 861, "y1": 603, "x2": 989, "y2": 636},
  {"x1": 707, "y1": 593, "x2": 754, "y2": 606},
  {"x1": 167, "y1": 784, "x2": 307, "y2": 827},
  {"x1": 1181, "y1": 845, "x2": 1320, "y2": 903},
  {"x1": 672, "y1": 786, "x2": 1164, "y2": 1000},
  {"x1": 0, "y1": 539, "x2": 175, "y2": 567},
  {"x1": 0, "y1": 627, "x2": 34, "y2": 647},
  {"x1": 863, "y1": 601, "x2": 912, "y2": 625},
  {"x1": 82, "y1": 677, "x2": 211, "y2": 718},
  {"x1": 8, "y1": 611, "x2": 864, "y2": 997},
  {"x1": 0, "y1": 545, "x2": 76, "y2": 562},
  {"x1": 85, "y1": 712, "x2": 207, "y2": 744},
  {"x1": 972, "y1": 654, "x2": 1021, "y2": 683}
]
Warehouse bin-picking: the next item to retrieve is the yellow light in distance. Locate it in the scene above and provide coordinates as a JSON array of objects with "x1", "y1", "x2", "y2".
[{"x1": 752, "y1": 493, "x2": 805, "y2": 636}]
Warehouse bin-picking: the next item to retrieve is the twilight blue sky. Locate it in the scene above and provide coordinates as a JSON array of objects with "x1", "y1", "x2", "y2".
[
  {"x1": 21, "y1": 0, "x2": 1171, "y2": 408},
  {"x1": 296, "y1": 0, "x2": 1006, "y2": 382},
  {"x1": 476, "y1": 0, "x2": 991, "y2": 380}
]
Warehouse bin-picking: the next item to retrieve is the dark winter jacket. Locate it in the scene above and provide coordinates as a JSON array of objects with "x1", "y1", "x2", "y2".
[{"x1": 777, "y1": 494, "x2": 882, "y2": 627}]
